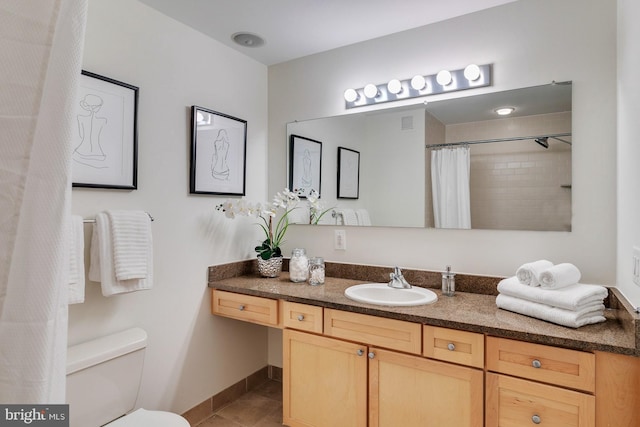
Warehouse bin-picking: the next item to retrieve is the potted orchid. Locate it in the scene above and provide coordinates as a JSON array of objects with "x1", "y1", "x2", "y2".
[{"x1": 216, "y1": 189, "x2": 300, "y2": 277}]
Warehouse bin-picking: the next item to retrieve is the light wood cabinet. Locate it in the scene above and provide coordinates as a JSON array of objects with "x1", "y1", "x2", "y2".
[
  {"x1": 283, "y1": 329, "x2": 367, "y2": 427},
  {"x1": 486, "y1": 373, "x2": 595, "y2": 427},
  {"x1": 282, "y1": 301, "x2": 323, "y2": 333},
  {"x1": 423, "y1": 325, "x2": 484, "y2": 368},
  {"x1": 211, "y1": 289, "x2": 281, "y2": 327},
  {"x1": 370, "y1": 347, "x2": 483, "y2": 427}
]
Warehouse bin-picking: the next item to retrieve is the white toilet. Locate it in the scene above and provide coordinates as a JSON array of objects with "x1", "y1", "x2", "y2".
[{"x1": 66, "y1": 328, "x2": 190, "y2": 427}]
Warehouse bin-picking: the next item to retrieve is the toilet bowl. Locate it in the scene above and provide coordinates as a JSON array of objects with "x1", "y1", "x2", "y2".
[{"x1": 66, "y1": 328, "x2": 188, "y2": 427}]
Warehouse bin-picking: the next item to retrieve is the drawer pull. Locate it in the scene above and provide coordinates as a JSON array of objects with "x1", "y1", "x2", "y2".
[
  {"x1": 532, "y1": 359, "x2": 542, "y2": 369},
  {"x1": 238, "y1": 304, "x2": 245, "y2": 311},
  {"x1": 368, "y1": 352, "x2": 375, "y2": 359},
  {"x1": 447, "y1": 343, "x2": 456, "y2": 351},
  {"x1": 297, "y1": 314, "x2": 305, "y2": 321},
  {"x1": 357, "y1": 349, "x2": 364, "y2": 356},
  {"x1": 532, "y1": 414, "x2": 541, "y2": 424}
]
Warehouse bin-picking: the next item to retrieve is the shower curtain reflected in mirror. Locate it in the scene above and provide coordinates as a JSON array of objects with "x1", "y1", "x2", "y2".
[{"x1": 431, "y1": 146, "x2": 471, "y2": 229}]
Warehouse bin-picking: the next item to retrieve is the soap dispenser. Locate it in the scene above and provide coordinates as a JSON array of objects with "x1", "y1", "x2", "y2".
[{"x1": 441, "y1": 265, "x2": 456, "y2": 297}]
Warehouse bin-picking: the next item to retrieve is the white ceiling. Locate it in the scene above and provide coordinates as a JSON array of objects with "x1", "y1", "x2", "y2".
[{"x1": 138, "y1": 0, "x2": 518, "y2": 66}]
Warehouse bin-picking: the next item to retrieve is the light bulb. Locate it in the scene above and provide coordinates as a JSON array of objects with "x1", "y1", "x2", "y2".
[
  {"x1": 464, "y1": 64, "x2": 481, "y2": 81},
  {"x1": 436, "y1": 70, "x2": 452, "y2": 86},
  {"x1": 344, "y1": 88, "x2": 358, "y2": 103},
  {"x1": 364, "y1": 83, "x2": 379, "y2": 99},
  {"x1": 495, "y1": 107, "x2": 515, "y2": 116},
  {"x1": 410, "y1": 75, "x2": 426, "y2": 90},
  {"x1": 387, "y1": 79, "x2": 402, "y2": 95}
]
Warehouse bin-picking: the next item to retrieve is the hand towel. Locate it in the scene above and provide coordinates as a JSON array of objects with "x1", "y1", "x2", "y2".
[
  {"x1": 68, "y1": 215, "x2": 85, "y2": 304},
  {"x1": 539, "y1": 263, "x2": 582, "y2": 289},
  {"x1": 497, "y1": 276, "x2": 608, "y2": 311},
  {"x1": 496, "y1": 294, "x2": 606, "y2": 328},
  {"x1": 355, "y1": 209, "x2": 372, "y2": 226},
  {"x1": 89, "y1": 212, "x2": 153, "y2": 296},
  {"x1": 516, "y1": 259, "x2": 553, "y2": 286},
  {"x1": 337, "y1": 209, "x2": 358, "y2": 226},
  {"x1": 106, "y1": 210, "x2": 151, "y2": 281}
]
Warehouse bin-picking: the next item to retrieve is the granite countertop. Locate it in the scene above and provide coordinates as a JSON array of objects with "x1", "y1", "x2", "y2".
[{"x1": 208, "y1": 261, "x2": 640, "y2": 357}]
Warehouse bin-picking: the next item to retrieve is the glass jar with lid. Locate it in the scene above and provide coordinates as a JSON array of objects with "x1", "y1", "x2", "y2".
[
  {"x1": 289, "y1": 248, "x2": 309, "y2": 283},
  {"x1": 308, "y1": 257, "x2": 325, "y2": 286}
]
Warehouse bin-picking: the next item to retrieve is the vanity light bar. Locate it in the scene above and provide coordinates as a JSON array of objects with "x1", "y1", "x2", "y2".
[{"x1": 344, "y1": 64, "x2": 492, "y2": 109}]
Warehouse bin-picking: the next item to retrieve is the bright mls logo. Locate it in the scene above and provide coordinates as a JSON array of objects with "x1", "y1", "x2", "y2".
[{"x1": 0, "y1": 405, "x2": 68, "y2": 426}]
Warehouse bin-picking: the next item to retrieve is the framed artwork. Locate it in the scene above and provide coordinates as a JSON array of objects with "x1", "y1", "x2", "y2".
[
  {"x1": 337, "y1": 147, "x2": 360, "y2": 199},
  {"x1": 289, "y1": 134, "x2": 322, "y2": 198},
  {"x1": 190, "y1": 106, "x2": 247, "y2": 195},
  {"x1": 71, "y1": 70, "x2": 138, "y2": 189}
]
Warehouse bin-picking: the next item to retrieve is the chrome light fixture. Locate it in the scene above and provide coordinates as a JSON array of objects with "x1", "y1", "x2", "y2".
[{"x1": 344, "y1": 63, "x2": 492, "y2": 109}]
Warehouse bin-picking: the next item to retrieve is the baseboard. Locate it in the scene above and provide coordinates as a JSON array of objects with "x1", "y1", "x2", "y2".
[{"x1": 181, "y1": 365, "x2": 281, "y2": 426}]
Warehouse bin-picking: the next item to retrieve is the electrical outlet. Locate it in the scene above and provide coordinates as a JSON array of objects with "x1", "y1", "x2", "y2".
[
  {"x1": 334, "y1": 230, "x2": 347, "y2": 250},
  {"x1": 633, "y1": 247, "x2": 640, "y2": 287}
]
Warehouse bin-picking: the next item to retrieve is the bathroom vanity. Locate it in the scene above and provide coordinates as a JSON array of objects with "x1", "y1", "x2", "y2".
[{"x1": 208, "y1": 261, "x2": 640, "y2": 427}]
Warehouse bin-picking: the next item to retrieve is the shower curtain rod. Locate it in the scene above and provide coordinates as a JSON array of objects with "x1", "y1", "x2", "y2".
[
  {"x1": 425, "y1": 132, "x2": 572, "y2": 149},
  {"x1": 83, "y1": 212, "x2": 155, "y2": 223}
]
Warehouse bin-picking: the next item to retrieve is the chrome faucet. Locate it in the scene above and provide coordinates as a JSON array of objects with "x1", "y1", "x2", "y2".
[{"x1": 388, "y1": 267, "x2": 411, "y2": 289}]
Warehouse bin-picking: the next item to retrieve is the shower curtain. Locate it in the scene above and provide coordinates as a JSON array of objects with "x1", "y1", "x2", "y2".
[
  {"x1": 431, "y1": 146, "x2": 472, "y2": 229},
  {"x1": 0, "y1": 0, "x2": 87, "y2": 403}
]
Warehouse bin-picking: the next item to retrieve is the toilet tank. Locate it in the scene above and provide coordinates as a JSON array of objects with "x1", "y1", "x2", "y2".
[{"x1": 66, "y1": 328, "x2": 147, "y2": 427}]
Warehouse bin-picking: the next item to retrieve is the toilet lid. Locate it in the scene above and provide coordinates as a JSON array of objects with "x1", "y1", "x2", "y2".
[{"x1": 106, "y1": 408, "x2": 190, "y2": 427}]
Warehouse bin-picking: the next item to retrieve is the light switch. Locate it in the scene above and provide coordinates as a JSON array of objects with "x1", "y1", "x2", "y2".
[{"x1": 334, "y1": 230, "x2": 347, "y2": 250}]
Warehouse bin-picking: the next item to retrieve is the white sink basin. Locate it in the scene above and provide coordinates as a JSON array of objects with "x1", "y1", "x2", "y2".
[{"x1": 344, "y1": 283, "x2": 438, "y2": 307}]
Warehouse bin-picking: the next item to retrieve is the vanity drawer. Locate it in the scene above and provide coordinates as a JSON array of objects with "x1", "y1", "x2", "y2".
[
  {"x1": 324, "y1": 308, "x2": 421, "y2": 355},
  {"x1": 486, "y1": 336, "x2": 595, "y2": 393},
  {"x1": 486, "y1": 373, "x2": 594, "y2": 427},
  {"x1": 282, "y1": 301, "x2": 323, "y2": 333},
  {"x1": 212, "y1": 290, "x2": 281, "y2": 327},
  {"x1": 423, "y1": 325, "x2": 484, "y2": 368}
]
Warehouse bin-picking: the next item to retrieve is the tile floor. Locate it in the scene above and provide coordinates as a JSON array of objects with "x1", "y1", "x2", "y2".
[{"x1": 195, "y1": 380, "x2": 283, "y2": 427}]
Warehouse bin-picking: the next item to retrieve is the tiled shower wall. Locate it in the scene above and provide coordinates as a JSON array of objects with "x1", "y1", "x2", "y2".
[{"x1": 443, "y1": 112, "x2": 572, "y2": 231}]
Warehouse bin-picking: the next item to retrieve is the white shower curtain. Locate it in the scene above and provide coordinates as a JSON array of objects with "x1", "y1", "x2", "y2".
[
  {"x1": 0, "y1": 0, "x2": 87, "y2": 403},
  {"x1": 431, "y1": 146, "x2": 472, "y2": 229}
]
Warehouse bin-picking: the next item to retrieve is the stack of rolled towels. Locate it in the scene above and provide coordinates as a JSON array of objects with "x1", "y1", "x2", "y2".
[{"x1": 496, "y1": 260, "x2": 608, "y2": 328}]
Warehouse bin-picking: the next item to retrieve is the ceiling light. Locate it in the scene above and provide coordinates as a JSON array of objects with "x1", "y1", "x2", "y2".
[
  {"x1": 231, "y1": 32, "x2": 265, "y2": 48},
  {"x1": 464, "y1": 64, "x2": 481, "y2": 81},
  {"x1": 363, "y1": 84, "x2": 379, "y2": 99},
  {"x1": 495, "y1": 107, "x2": 515, "y2": 116},
  {"x1": 410, "y1": 75, "x2": 426, "y2": 90},
  {"x1": 387, "y1": 79, "x2": 402, "y2": 95},
  {"x1": 436, "y1": 70, "x2": 452, "y2": 86},
  {"x1": 344, "y1": 88, "x2": 359, "y2": 103}
]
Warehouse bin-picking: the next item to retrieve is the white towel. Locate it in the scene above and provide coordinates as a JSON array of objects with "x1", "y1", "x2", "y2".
[
  {"x1": 496, "y1": 294, "x2": 606, "y2": 328},
  {"x1": 68, "y1": 215, "x2": 85, "y2": 304},
  {"x1": 106, "y1": 210, "x2": 151, "y2": 280},
  {"x1": 338, "y1": 209, "x2": 358, "y2": 226},
  {"x1": 89, "y1": 212, "x2": 153, "y2": 296},
  {"x1": 497, "y1": 276, "x2": 608, "y2": 311},
  {"x1": 516, "y1": 259, "x2": 553, "y2": 287},
  {"x1": 539, "y1": 263, "x2": 581, "y2": 289},
  {"x1": 355, "y1": 209, "x2": 372, "y2": 226}
]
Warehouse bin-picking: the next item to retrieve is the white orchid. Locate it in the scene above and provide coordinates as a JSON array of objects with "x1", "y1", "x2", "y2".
[{"x1": 216, "y1": 189, "x2": 300, "y2": 259}]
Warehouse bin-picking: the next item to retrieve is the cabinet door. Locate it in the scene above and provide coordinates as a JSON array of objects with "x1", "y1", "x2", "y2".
[
  {"x1": 283, "y1": 329, "x2": 367, "y2": 427},
  {"x1": 486, "y1": 373, "x2": 594, "y2": 427},
  {"x1": 369, "y1": 347, "x2": 484, "y2": 427}
]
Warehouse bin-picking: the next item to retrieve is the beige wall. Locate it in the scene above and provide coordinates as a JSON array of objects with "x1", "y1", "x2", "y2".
[{"x1": 70, "y1": 0, "x2": 269, "y2": 414}]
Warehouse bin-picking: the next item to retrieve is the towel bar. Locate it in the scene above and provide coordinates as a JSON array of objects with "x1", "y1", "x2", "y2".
[{"x1": 83, "y1": 212, "x2": 154, "y2": 223}]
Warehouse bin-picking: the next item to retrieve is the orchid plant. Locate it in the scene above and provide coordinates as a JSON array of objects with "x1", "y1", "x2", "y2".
[
  {"x1": 305, "y1": 189, "x2": 334, "y2": 225},
  {"x1": 216, "y1": 189, "x2": 300, "y2": 260}
]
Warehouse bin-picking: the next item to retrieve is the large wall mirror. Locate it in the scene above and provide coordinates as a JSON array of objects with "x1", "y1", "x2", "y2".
[{"x1": 287, "y1": 82, "x2": 572, "y2": 231}]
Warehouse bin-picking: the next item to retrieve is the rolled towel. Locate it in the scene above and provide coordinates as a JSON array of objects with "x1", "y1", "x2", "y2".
[
  {"x1": 496, "y1": 294, "x2": 606, "y2": 328},
  {"x1": 539, "y1": 263, "x2": 581, "y2": 289},
  {"x1": 497, "y1": 276, "x2": 608, "y2": 311},
  {"x1": 516, "y1": 260, "x2": 553, "y2": 286}
]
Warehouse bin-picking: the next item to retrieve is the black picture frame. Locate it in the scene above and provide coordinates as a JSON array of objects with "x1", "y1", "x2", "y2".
[
  {"x1": 71, "y1": 70, "x2": 139, "y2": 189},
  {"x1": 337, "y1": 147, "x2": 360, "y2": 199},
  {"x1": 190, "y1": 106, "x2": 247, "y2": 196},
  {"x1": 289, "y1": 135, "x2": 322, "y2": 198}
]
